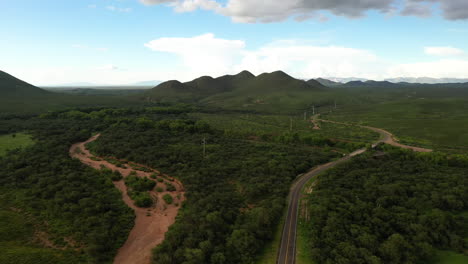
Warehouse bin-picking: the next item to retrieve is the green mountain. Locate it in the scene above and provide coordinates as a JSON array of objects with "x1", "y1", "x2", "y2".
[
  {"x1": 0, "y1": 70, "x2": 135, "y2": 114},
  {"x1": 0, "y1": 70, "x2": 49, "y2": 96},
  {"x1": 146, "y1": 70, "x2": 325, "y2": 112}
]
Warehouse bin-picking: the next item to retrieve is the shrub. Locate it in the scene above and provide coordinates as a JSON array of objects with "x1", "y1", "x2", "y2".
[{"x1": 163, "y1": 194, "x2": 173, "y2": 204}]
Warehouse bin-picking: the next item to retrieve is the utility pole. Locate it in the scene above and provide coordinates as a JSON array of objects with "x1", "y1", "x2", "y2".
[
  {"x1": 334, "y1": 100, "x2": 337, "y2": 109},
  {"x1": 304, "y1": 111, "x2": 307, "y2": 121},
  {"x1": 290, "y1": 118, "x2": 293, "y2": 131},
  {"x1": 202, "y1": 137, "x2": 206, "y2": 158},
  {"x1": 312, "y1": 105, "x2": 315, "y2": 115}
]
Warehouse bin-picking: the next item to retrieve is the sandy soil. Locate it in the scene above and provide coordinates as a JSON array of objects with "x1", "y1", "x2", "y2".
[{"x1": 70, "y1": 134, "x2": 185, "y2": 264}]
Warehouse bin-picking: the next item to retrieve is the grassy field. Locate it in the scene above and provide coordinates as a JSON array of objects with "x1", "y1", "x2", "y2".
[
  {"x1": 324, "y1": 98, "x2": 468, "y2": 152},
  {"x1": 0, "y1": 133, "x2": 34, "y2": 156},
  {"x1": 431, "y1": 250, "x2": 468, "y2": 264},
  {"x1": 190, "y1": 112, "x2": 379, "y2": 144},
  {"x1": 0, "y1": 196, "x2": 85, "y2": 264}
]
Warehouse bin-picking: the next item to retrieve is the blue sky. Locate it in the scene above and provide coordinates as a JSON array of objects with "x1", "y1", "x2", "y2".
[{"x1": 1, "y1": 0, "x2": 468, "y2": 85}]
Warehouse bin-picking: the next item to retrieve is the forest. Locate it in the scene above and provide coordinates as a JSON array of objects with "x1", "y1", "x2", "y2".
[
  {"x1": 0, "y1": 115, "x2": 134, "y2": 263},
  {"x1": 1, "y1": 102, "x2": 467, "y2": 264},
  {"x1": 300, "y1": 145, "x2": 468, "y2": 264},
  {"x1": 86, "y1": 113, "x2": 338, "y2": 264}
]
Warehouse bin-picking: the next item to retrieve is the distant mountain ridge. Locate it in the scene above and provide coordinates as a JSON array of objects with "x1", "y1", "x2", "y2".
[
  {"x1": 146, "y1": 70, "x2": 325, "y2": 105},
  {"x1": 384, "y1": 77, "x2": 468, "y2": 84},
  {"x1": 313, "y1": 76, "x2": 468, "y2": 85},
  {"x1": 0, "y1": 70, "x2": 49, "y2": 96}
]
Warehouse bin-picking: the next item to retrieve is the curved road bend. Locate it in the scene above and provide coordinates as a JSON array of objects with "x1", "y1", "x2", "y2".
[
  {"x1": 277, "y1": 148, "x2": 366, "y2": 264},
  {"x1": 277, "y1": 118, "x2": 432, "y2": 264}
]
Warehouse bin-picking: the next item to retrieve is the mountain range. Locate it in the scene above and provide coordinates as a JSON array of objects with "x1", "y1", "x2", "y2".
[
  {"x1": 316, "y1": 77, "x2": 468, "y2": 85},
  {"x1": 146, "y1": 70, "x2": 324, "y2": 108}
]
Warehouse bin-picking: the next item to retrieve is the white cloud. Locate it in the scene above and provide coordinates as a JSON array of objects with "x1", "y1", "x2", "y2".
[
  {"x1": 145, "y1": 33, "x2": 246, "y2": 77},
  {"x1": 387, "y1": 59, "x2": 468, "y2": 78},
  {"x1": 88, "y1": 4, "x2": 97, "y2": 9},
  {"x1": 106, "y1": 5, "x2": 132, "y2": 12},
  {"x1": 145, "y1": 33, "x2": 468, "y2": 80},
  {"x1": 145, "y1": 33, "x2": 387, "y2": 80},
  {"x1": 424, "y1": 46, "x2": 464, "y2": 56}
]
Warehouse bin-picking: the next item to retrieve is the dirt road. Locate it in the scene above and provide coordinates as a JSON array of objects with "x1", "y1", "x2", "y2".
[
  {"x1": 316, "y1": 116, "x2": 432, "y2": 152},
  {"x1": 70, "y1": 134, "x2": 185, "y2": 264}
]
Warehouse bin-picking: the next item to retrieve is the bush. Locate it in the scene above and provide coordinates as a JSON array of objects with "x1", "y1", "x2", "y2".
[
  {"x1": 132, "y1": 192, "x2": 153, "y2": 208},
  {"x1": 110, "y1": 171, "x2": 123, "y2": 181},
  {"x1": 162, "y1": 194, "x2": 173, "y2": 204},
  {"x1": 165, "y1": 182, "x2": 176, "y2": 192},
  {"x1": 125, "y1": 176, "x2": 155, "y2": 192}
]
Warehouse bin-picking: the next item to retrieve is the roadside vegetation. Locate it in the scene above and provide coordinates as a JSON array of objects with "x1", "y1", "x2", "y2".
[
  {"x1": 87, "y1": 115, "x2": 338, "y2": 264},
  {"x1": 300, "y1": 145, "x2": 468, "y2": 264}
]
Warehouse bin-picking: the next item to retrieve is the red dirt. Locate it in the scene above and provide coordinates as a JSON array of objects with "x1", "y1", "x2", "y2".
[{"x1": 70, "y1": 134, "x2": 185, "y2": 264}]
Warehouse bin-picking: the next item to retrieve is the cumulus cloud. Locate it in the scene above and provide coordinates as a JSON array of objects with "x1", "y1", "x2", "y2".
[
  {"x1": 401, "y1": 2, "x2": 432, "y2": 17},
  {"x1": 405, "y1": 0, "x2": 468, "y2": 20},
  {"x1": 145, "y1": 33, "x2": 246, "y2": 77},
  {"x1": 140, "y1": 0, "x2": 394, "y2": 23},
  {"x1": 387, "y1": 59, "x2": 468, "y2": 78},
  {"x1": 139, "y1": 0, "x2": 468, "y2": 22},
  {"x1": 145, "y1": 33, "x2": 468, "y2": 80},
  {"x1": 145, "y1": 33, "x2": 387, "y2": 80},
  {"x1": 424, "y1": 46, "x2": 465, "y2": 56}
]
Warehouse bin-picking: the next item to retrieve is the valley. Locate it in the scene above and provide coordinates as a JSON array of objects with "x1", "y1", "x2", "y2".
[{"x1": 0, "y1": 69, "x2": 467, "y2": 264}]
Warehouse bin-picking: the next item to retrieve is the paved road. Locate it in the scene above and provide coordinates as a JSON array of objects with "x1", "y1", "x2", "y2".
[
  {"x1": 277, "y1": 117, "x2": 432, "y2": 264},
  {"x1": 277, "y1": 148, "x2": 366, "y2": 264}
]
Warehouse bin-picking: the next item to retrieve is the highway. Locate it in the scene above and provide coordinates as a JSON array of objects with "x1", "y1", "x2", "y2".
[
  {"x1": 277, "y1": 116, "x2": 432, "y2": 264},
  {"x1": 276, "y1": 148, "x2": 366, "y2": 264}
]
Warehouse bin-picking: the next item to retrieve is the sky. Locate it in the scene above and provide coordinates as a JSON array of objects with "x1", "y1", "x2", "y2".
[{"x1": 1, "y1": 0, "x2": 468, "y2": 85}]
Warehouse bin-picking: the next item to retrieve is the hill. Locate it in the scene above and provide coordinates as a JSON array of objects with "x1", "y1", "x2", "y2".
[
  {"x1": 0, "y1": 70, "x2": 49, "y2": 96},
  {"x1": 0, "y1": 70, "x2": 138, "y2": 114},
  {"x1": 146, "y1": 70, "x2": 325, "y2": 112}
]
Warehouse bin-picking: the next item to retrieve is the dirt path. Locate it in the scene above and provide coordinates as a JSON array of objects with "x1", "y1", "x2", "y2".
[
  {"x1": 70, "y1": 134, "x2": 185, "y2": 264},
  {"x1": 310, "y1": 115, "x2": 320, "y2": 130},
  {"x1": 319, "y1": 119, "x2": 432, "y2": 152}
]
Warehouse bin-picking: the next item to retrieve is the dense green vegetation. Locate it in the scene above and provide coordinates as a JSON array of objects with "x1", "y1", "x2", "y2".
[
  {"x1": 189, "y1": 112, "x2": 379, "y2": 146},
  {"x1": 125, "y1": 175, "x2": 157, "y2": 207},
  {"x1": 325, "y1": 98, "x2": 468, "y2": 152},
  {"x1": 87, "y1": 116, "x2": 337, "y2": 264},
  {"x1": 2, "y1": 70, "x2": 468, "y2": 264},
  {"x1": 300, "y1": 146, "x2": 468, "y2": 264},
  {"x1": 0, "y1": 116, "x2": 134, "y2": 263},
  {"x1": 0, "y1": 132, "x2": 34, "y2": 156},
  {"x1": 0, "y1": 198, "x2": 86, "y2": 264}
]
